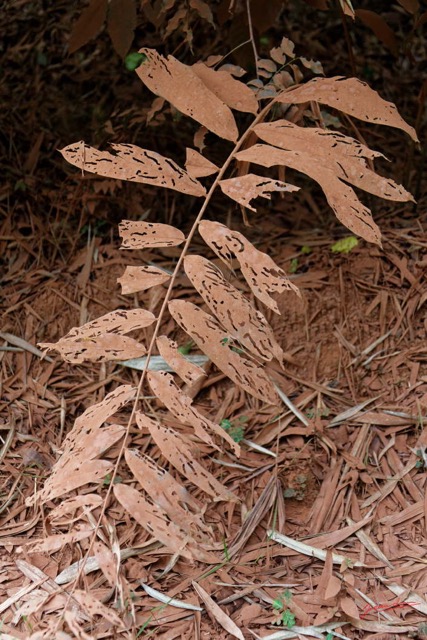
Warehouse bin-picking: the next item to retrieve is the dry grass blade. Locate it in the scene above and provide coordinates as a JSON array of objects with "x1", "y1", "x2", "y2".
[
  {"x1": 219, "y1": 174, "x2": 299, "y2": 212},
  {"x1": 281, "y1": 76, "x2": 418, "y2": 141},
  {"x1": 60, "y1": 141, "x2": 206, "y2": 196},
  {"x1": 184, "y1": 255, "x2": 284, "y2": 362},
  {"x1": 137, "y1": 412, "x2": 238, "y2": 502},
  {"x1": 147, "y1": 370, "x2": 239, "y2": 453},
  {"x1": 268, "y1": 530, "x2": 366, "y2": 567},
  {"x1": 136, "y1": 48, "x2": 239, "y2": 141},
  {"x1": 27, "y1": 385, "x2": 135, "y2": 505},
  {"x1": 119, "y1": 220, "x2": 185, "y2": 249},
  {"x1": 236, "y1": 144, "x2": 381, "y2": 244},
  {"x1": 156, "y1": 336, "x2": 207, "y2": 385},
  {"x1": 118, "y1": 265, "x2": 171, "y2": 294},
  {"x1": 192, "y1": 581, "x2": 245, "y2": 640},
  {"x1": 169, "y1": 300, "x2": 279, "y2": 403},
  {"x1": 198, "y1": 220, "x2": 299, "y2": 313}
]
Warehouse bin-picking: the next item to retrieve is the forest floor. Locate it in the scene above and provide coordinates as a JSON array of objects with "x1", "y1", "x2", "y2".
[{"x1": 1, "y1": 1, "x2": 427, "y2": 639}]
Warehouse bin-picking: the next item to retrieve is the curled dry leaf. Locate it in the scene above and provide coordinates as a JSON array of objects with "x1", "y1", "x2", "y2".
[
  {"x1": 60, "y1": 141, "x2": 205, "y2": 196},
  {"x1": 169, "y1": 300, "x2": 279, "y2": 404},
  {"x1": 118, "y1": 265, "x2": 171, "y2": 294},
  {"x1": 254, "y1": 121, "x2": 413, "y2": 203},
  {"x1": 124, "y1": 449, "x2": 212, "y2": 539},
  {"x1": 198, "y1": 220, "x2": 299, "y2": 313},
  {"x1": 185, "y1": 148, "x2": 219, "y2": 178},
  {"x1": 192, "y1": 582, "x2": 245, "y2": 640},
  {"x1": 147, "y1": 370, "x2": 239, "y2": 454},
  {"x1": 236, "y1": 144, "x2": 382, "y2": 245},
  {"x1": 119, "y1": 220, "x2": 185, "y2": 249},
  {"x1": 137, "y1": 412, "x2": 238, "y2": 502},
  {"x1": 184, "y1": 255, "x2": 284, "y2": 363},
  {"x1": 280, "y1": 76, "x2": 418, "y2": 141},
  {"x1": 114, "y1": 483, "x2": 197, "y2": 561},
  {"x1": 219, "y1": 173, "x2": 299, "y2": 212},
  {"x1": 156, "y1": 335, "x2": 207, "y2": 385},
  {"x1": 27, "y1": 385, "x2": 135, "y2": 505},
  {"x1": 48, "y1": 494, "x2": 103, "y2": 523},
  {"x1": 191, "y1": 62, "x2": 259, "y2": 115},
  {"x1": 39, "y1": 308, "x2": 155, "y2": 363},
  {"x1": 136, "y1": 48, "x2": 238, "y2": 141}
]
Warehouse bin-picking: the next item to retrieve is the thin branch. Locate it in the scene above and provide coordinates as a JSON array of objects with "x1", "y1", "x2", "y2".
[{"x1": 246, "y1": 0, "x2": 259, "y2": 79}]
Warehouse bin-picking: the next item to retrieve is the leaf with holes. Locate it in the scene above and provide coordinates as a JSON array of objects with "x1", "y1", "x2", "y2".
[
  {"x1": 27, "y1": 385, "x2": 135, "y2": 505},
  {"x1": 156, "y1": 336, "x2": 207, "y2": 385},
  {"x1": 236, "y1": 143, "x2": 383, "y2": 245},
  {"x1": 137, "y1": 412, "x2": 237, "y2": 502},
  {"x1": 184, "y1": 255, "x2": 284, "y2": 363},
  {"x1": 118, "y1": 265, "x2": 171, "y2": 294},
  {"x1": 169, "y1": 300, "x2": 279, "y2": 404},
  {"x1": 124, "y1": 449, "x2": 212, "y2": 540},
  {"x1": 198, "y1": 220, "x2": 299, "y2": 313},
  {"x1": 119, "y1": 220, "x2": 185, "y2": 249},
  {"x1": 60, "y1": 141, "x2": 205, "y2": 196},
  {"x1": 281, "y1": 76, "x2": 418, "y2": 141},
  {"x1": 191, "y1": 62, "x2": 259, "y2": 114},
  {"x1": 39, "y1": 309, "x2": 155, "y2": 363},
  {"x1": 147, "y1": 371, "x2": 239, "y2": 454},
  {"x1": 219, "y1": 173, "x2": 299, "y2": 212},
  {"x1": 136, "y1": 48, "x2": 238, "y2": 141}
]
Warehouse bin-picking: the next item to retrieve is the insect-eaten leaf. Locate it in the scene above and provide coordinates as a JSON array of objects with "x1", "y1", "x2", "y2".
[
  {"x1": 169, "y1": 300, "x2": 279, "y2": 404},
  {"x1": 118, "y1": 265, "x2": 170, "y2": 294},
  {"x1": 136, "y1": 48, "x2": 239, "y2": 141},
  {"x1": 60, "y1": 141, "x2": 205, "y2": 196},
  {"x1": 220, "y1": 174, "x2": 299, "y2": 212},
  {"x1": 119, "y1": 220, "x2": 185, "y2": 249},
  {"x1": 39, "y1": 309, "x2": 155, "y2": 363},
  {"x1": 198, "y1": 220, "x2": 299, "y2": 313},
  {"x1": 191, "y1": 62, "x2": 259, "y2": 115},
  {"x1": 156, "y1": 335, "x2": 206, "y2": 385},
  {"x1": 184, "y1": 255, "x2": 284, "y2": 363}
]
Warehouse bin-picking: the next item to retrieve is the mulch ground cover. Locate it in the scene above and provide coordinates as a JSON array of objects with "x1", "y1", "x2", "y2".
[{"x1": 1, "y1": 1, "x2": 427, "y2": 638}]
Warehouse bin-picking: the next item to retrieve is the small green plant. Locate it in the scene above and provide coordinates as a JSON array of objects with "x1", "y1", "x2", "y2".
[
  {"x1": 272, "y1": 590, "x2": 295, "y2": 627},
  {"x1": 220, "y1": 416, "x2": 248, "y2": 443},
  {"x1": 331, "y1": 236, "x2": 358, "y2": 254},
  {"x1": 125, "y1": 52, "x2": 147, "y2": 71}
]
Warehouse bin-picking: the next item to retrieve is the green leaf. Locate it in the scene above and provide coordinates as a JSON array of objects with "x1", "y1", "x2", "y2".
[
  {"x1": 177, "y1": 340, "x2": 194, "y2": 355},
  {"x1": 289, "y1": 258, "x2": 298, "y2": 273},
  {"x1": 125, "y1": 52, "x2": 147, "y2": 71},
  {"x1": 331, "y1": 236, "x2": 358, "y2": 254},
  {"x1": 301, "y1": 245, "x2": 311, "y2": 254},
  {"x1": 272, "y1": 598, "x2": 283, "y2": 611},
  {"x1": 281, "y1": 609, "x2": 296, "y2": 628}
]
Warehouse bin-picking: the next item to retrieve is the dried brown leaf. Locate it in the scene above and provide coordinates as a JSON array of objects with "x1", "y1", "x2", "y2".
[
  {"x1": 27, "y1": 386, "x2": 135, "y2": 505},
  {"x1": 355, "y1": 10, "x2": 399, "y2": 56},
  {"x1": 185, "y1": 148, "x2": 219, "y2": 178},
  {"x1": 189, "y1": 0, "x2": 214, "y2": 25},
  {"x1": 184, "y1": 255, "x2": 284, "y2": 363},
  {"x1": 169, "y1": 300, "x2": 279, "y2": 404},
  {"x1": 39, "y1": 308, "x2": 155, "y2": 363},
  {"x1": 107, "y1": 0, "x2": 136, "y2": 57},
  {"x1": 192, "y1": 582, "x2": 245, "y2": 640},
  {"x1": 124, "y1": 449, "x2": 211, "y2": 538},
  {"x1": 236, "y1": 143, "x2": 382, "y2": 244},
  {"x1": 340, "y1": 597, "x2": 414, "y2": 633},
  {"x1": 114, "y1": 483, "x2": 196, "y2": 560},
  {"x1": 60, "y1": 141, "x2": 205, "y2": 196},
  {"x1": 93, "y1": 541, "x2": 117, "y2": 588},
  {"x1": 255, "y1": 120, "x2": 412, "y2": 201},
  {"x1": 156, "y1": 335, "x2": 207, "y2": 385},
  {"x1": 73, "y1": 589, "x2": 124, "y2": 627},
  {"x1": 22, "y1": 528, "x2": 95, "y2": 554},
  {"x1": 118, "y1": 265, "x2": 171, "y2": 294},
  {"x1": 119, "y1": 220, "x2": 185, "y2": 249},
  {"x1": 68, "y1": 0, "x2": 107, "y2": 54},
  {"x1": 136, "y1": 49, "x2": 238, "y2": 141},
  {"x1": 280, "y1": 76, "x2": 418, "y2": 141},
  {"x1": 191, "y1": 62, "x2": 259, "y2": 114},
  {"x1": 147, "y1": 370, "x2": 239, "y2": 454},
  {"x1": 137, "y1": 412, "x2": 237, "y2": 502},
  {"x1": 198, "y1": 220, "x2": 299, "y2": 313},
  {"x1": 219, "y1": 173, "x2": 299, "y2": 211}
]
